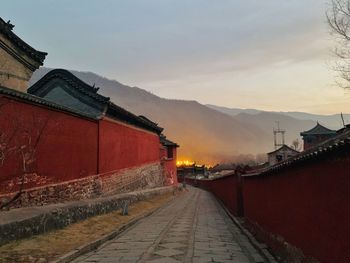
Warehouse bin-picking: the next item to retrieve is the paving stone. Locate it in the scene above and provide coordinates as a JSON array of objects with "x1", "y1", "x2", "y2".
[
  {"x1": 72, "y1": 187, "x2": 268, "y2": 263},
  {"x1": 146, "y1": 257, "x2": 181, "y2": 263},
  {"x1": 154, "y1": 248, "x2": 184, "y2": 257},
  {"x1": 159, "y1": 242, "x2": 187, "y2": 249},
  {"x1": 192, "y1": 256, "x2": 213, "y2": 263}
]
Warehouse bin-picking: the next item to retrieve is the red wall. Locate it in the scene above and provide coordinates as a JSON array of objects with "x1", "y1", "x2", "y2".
[
  {"x1": 162, "y1": 147, "x2": 178, "y2": 185},
  {"x1": 98, "y1": 119, "x2": 160, "y2": 173},
  {"x1": 243, "y1": 152, "x2": 350, "y2": 263},
  {"x1": 0, "y1": 96, "x2": 98, "y2": 194},
  {"x1": 186, "y1": 151, "x2": 350, "y2": 262}
]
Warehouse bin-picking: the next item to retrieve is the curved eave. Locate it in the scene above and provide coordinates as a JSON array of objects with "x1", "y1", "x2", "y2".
[
  {"x1": 28, "y1": 68, "x2": 164, "y2": 135},
  {"x1": 107, "y1": 102, "x2": 163, "y2": 135},
  {"x1": 300, "y1": 123, "x2": 337, "y2": 136},
  {"x1": 0, "y1": 18, "x2": 47, "y2": 64},
  {"x1": 28, "y1": 69, "x2": 110, "y2": 104}
]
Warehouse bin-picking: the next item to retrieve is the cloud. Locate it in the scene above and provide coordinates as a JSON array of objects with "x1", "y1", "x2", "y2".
[{"x1": 3, "y1": 0, "x2": 347, "y2": 114}]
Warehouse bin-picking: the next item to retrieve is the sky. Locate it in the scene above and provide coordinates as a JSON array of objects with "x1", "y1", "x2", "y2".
[{"x1": 2, "y1": 0, "x2": 350, "y2": 114}]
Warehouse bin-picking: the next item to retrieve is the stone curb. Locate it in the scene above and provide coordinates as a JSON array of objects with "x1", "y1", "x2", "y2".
[
  {"x1": 51, "y1": 189, "x2": 181, "y2": 263},
  {"x1": 0, "y1": 185, "x2": 180, "y2": 245},
  {"x1": 215, "y1": 197, "x2": 278, "y2": 263}
]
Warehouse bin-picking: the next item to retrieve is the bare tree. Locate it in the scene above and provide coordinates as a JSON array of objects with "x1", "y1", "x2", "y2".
[
  {"x1": 255, "y1": 153, "x2": 267, "y2": 164},
  {"x1": 0, "y1": 101, "x2": 51, "y2": 210},
  {"x1": 291, "y1": 139, "x2": 302, "y2": 151},
  {"x1": 327, "y1": 0, "x2": 350, "y2": 88}
]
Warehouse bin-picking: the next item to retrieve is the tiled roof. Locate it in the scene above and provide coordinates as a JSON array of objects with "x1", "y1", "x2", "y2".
[
  {"x1": 28, "y1": 69, "x2": 163, "y2": 134},
  {"x1": 300, "y1": 123, "x2": 336, "y2": 136},
  {"x1": 28, "y1": 69, "x2": 110, "y2": 104},
  {"x1": 160, "y1": 134, "x2": 179, "y2": 147},
  {"x1": 0, "y1": 17, "x2": 47, "y2": 64},
  {"x1": 245, "y1": 126, "x2": 350, "y2": 177},
  {"x1": 267, "y1": 144, "x2": 299, "y2": 155},
  {"x1": 106, "y1": 102, "x2": 163, "y2": 134},
  {"x1": 0, "y1": 85, "x2": 97, "y2": 120}
]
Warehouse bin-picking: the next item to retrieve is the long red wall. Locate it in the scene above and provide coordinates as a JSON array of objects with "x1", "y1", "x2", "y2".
[
  {"x1": 98, "y1": 119, "x2": 161, "y2": 173},
  {"x1": 0, "y1": 96, "x2": 98, "y2": 194},
  {"x1": 185, "y1": 149, "x2": 350, "y2": 262},
  {"x1": 243, "y1": 152, "x2": 350, "y2": 263}
]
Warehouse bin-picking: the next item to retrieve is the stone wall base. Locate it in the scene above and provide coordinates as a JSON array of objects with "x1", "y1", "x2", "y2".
[{"x1": 0, "y1": 162, "x2": 165, "y2": 209}]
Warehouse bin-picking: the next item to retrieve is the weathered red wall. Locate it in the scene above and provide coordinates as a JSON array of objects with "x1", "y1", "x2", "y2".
[
  {"x1": 0, "y1": 96, "x2": 98, "y2": 194},
  {"x1": 98, "y1": 119, "x2": 160, "y2": 173},
  {"x1": 162, "y1": 147, "x2": 178, "y2": 185},
  {"x1": 243, "y1": 151, "x2": 350, "y2": 263},
  {"x1": 186, "y1": 174, "x2": 239, "y2": 216}
]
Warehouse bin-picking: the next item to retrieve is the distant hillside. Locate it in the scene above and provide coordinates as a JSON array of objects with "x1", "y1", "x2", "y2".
[
  {"x1": 206, "y1": 104, "x2": 261, "y2": 116},
  {"x1": 207, "y1": 104, "x2": 348, "y2": 130},
  {"x1": 30, "y1": 68, "x2": 340, "y2": 164}
]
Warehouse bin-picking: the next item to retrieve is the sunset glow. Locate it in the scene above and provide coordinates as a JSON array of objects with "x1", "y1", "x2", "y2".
[{"x1": 176, "y1": 160, "x2": 195, "y2": 166}]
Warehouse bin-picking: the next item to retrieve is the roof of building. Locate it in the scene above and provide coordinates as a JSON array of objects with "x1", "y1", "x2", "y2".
[
  {"x1": 0, "y1": 85, "x2": 97, "y2": 120},
  {"x1": 160, "y1": 134, "x2": 179, "y2": 147},
  {"x1": 245, "y1": 126, "x2": 350, "y2": 177},
  {"x1": 267, "y1": 144, "x2": 299, "y2": 155},
  {"x1": 300, "y1": 122, "x2": 336, "y2": 136},
  {"x1": 210, "y1": 163, "x2": 237, "y2": 172},
  {"x1": 28, "y1": 69, "x2": 163, "y2": 134},
  {"x1": 28, "y1": 68, "x2": 109, "y2": 103},
  {"x1": 0, "y1": 17, "x2": 47, "y2": 65}
]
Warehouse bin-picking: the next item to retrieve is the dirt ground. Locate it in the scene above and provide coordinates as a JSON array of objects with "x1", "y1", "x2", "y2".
[{"x1": 0, "y1": 192, "x2": 179, "y2": 263}]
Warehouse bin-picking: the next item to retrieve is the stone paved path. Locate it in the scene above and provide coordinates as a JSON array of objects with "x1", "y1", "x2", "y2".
[{"x1": 72, "y1": 187, "x2": 267, "y2": 263}]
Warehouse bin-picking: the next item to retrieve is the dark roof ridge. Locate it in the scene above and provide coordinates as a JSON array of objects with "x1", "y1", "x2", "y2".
[
  {"x1": 0, "y1": 17, "x2": 47, "y2": 64},
  {"x1": 28, "y1": 68, "x2": 164, "y2": 134},
  {"x1": 107, "y1": 102, "x2": 163, "y2": 134},
  {"x1": 160, "y1": 134, "x2": 179, "y2": 147},
  {"x1": 267, "y1": 144, "x2": 299, "y2": 155},
  {"x1": 28, "y1": 69, "x2": 109, "y2": 103},
  {"x1": 300, "y1": 122, "x2": 336, "y2": 136},
  {"x1": 0, "y1": 85, "x2": 97, "y2": 120},
  {"x1": 139, "y1": 115, "x2": 159, "y2": 126}
]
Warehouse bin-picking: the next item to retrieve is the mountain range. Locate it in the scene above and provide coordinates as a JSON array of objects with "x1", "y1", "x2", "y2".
[
  {"x1": 206, "y1": 104, "x2": 349, "y2": 130},
  {"x1": 30, "y1": 68, "x2": 348, "y2": 165}
]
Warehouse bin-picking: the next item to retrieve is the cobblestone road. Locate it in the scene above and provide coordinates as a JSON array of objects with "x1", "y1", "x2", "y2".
[{"x1": 72, "y1": 187, "x2": 267, "y2": 263}]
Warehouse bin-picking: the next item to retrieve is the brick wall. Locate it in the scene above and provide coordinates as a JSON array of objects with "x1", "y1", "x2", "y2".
[
  {"x1": 100, "y1": 162, "x2": 165, "y2": 195},
  {"x1": 0, "y1": 162, "x2": 164, "y2": 208}
]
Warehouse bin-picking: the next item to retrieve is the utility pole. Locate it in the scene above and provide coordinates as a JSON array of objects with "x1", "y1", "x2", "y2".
[
  {"x1": 273, "y1": 121, "x2": 286, "y2": 149},
  {"x1": 341, "y1": 112, "x2": 346, "y2": 128}
]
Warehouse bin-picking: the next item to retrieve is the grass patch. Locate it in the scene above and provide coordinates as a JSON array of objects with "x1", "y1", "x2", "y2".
[{"x1": 0, "y1": 191, "x2": 178, "y2": 263}]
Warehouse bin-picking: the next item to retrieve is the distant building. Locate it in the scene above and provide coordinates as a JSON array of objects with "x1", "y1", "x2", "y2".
[
  {"x1": 300, "y1": 123, "x2": 336, "y2": 151},
  {"x1": 267, "y1": 145, "x2": 299, "y2": 166},
  {"x1": 177, "y1": 164, "x2": 206, "y2": 181},
  {"x1": 210, "y1": 163, "x2": 236, "y2": 173}
]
